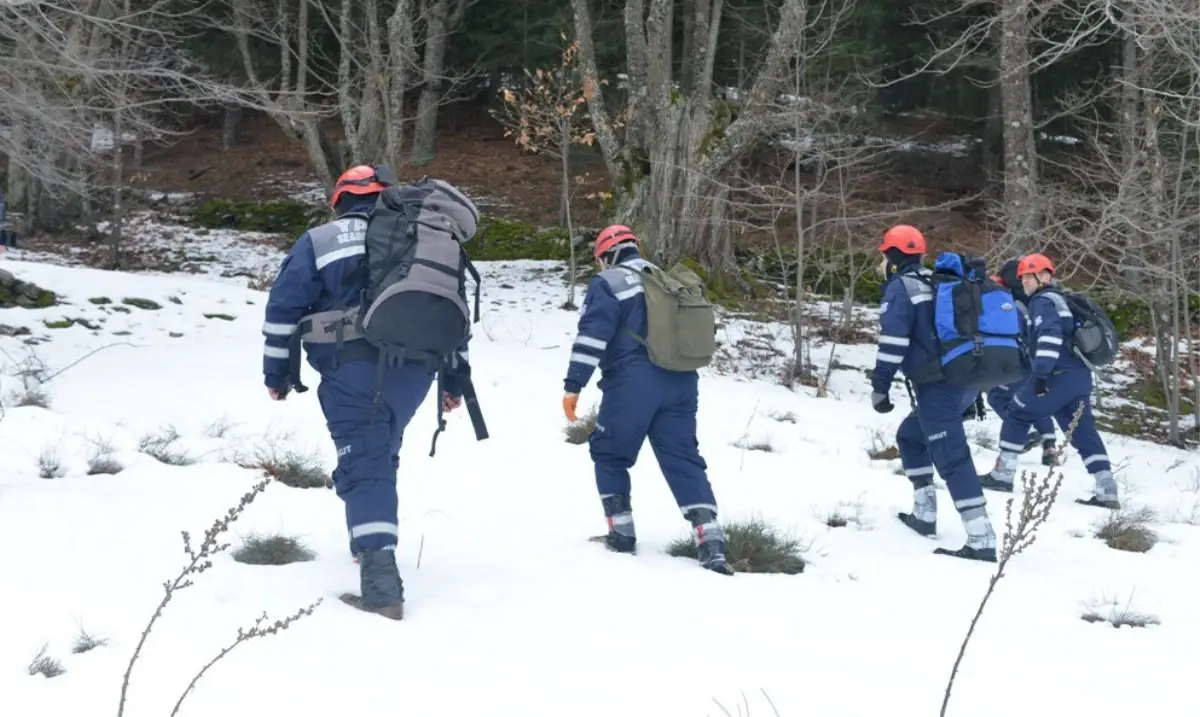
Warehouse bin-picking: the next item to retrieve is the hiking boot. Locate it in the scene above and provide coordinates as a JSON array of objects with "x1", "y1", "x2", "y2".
[
  {"x1": 697, "y1": 538, "x2": 734, "y2": 575},
  {"x1": 684, "y1": 506, "x2": 734, "y2": 576},
  {"x1": 1041, "y1": 442, "x2": 1058, "y2": 467},
  {"x1": 588, "y1": 531, "x2": 637, "y2": 553},
  {"x1": 933, "y1": 544, "x2": 997, "y2": 562},
  {"x1": 1021, "y1": 429, "x2": 1041, "y2": 453},
  {"x1": 979, "y1": 472, "x2": 1014, "y2": 492},
  {"x1": 1076, "y1": 496, "x2": 1121, "y2": 510},
  {"x1": 340, "y1": 548, "x2": 404, "y2": 620},
  {"x1": 596, "y1": 493, "x2": 636, "y2": 553},
  {"x1": 897, "y1": 512, "x2": 936, "y2": 537}
]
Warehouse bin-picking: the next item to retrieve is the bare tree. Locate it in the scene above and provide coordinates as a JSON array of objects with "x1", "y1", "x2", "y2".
[
  {"x1": 0, "y1": 0, "x2": 226, "y2": 260},
  {"x1": 568, "y1": 0, "x2": 858, "y2": 275},
  {"x1": 490, "y1": 36, "x2": 602, "y2": 309},
  {"x1": 1038, "y1": 0, "x2": 1200, "y2": 444}
]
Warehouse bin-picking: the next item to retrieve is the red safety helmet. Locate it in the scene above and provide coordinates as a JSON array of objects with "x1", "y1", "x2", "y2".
[
  {"x1": 879, "y1": 224, "x2": 926, "y2": 255},
  {"x1": 330, "y1": 165, "x2": 392, "y2": 209},
  {"x1": 594, "y1": 224, "x2": 638, "y2": 260},
  {"x1": 1017, "y1": 253, "x2": 1055, "y2": 277}
]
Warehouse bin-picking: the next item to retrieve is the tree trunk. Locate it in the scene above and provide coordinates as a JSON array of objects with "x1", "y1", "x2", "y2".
[
  {"x1": 410, "y1": 0, "x2": 464, "y2": 165},
  {"x1": 571, "y1": 0, "x2": 807, "y2": 275},
  {"x1": 1117, "y1": 24, "x2": 1144, "y2": 290},
  {"x1": 562, "y1": 121, "x2": 577, "y2": 309},
  {"x1": 221, "y1": 103, "x2": 243, "y2": 151},
  {"x1": 998, "y1": 0, "x2": 1039, "y2": 249},
  {"x1": 385, "y1": 0, "x2": 415, "y2": 168},
  {"x1": 109, "y1": 107, "x2": 125, "y2": 268}
]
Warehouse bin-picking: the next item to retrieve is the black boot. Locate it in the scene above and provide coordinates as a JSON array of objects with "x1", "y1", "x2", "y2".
[
  {"x1": 979, "y1": 473, "x2": 1014, "y2": 492},
  {"x1": 340, "y1": 548, "x2": 405, "y2": 620},
  {"x1": 1021, "y1": 429, "x2": 1041, "y2": 453},
  {"x1": 593, "y1": 493, "x2": 637, "y2": 553},
  {"x1": 684, "y1": 507, "x2": 734, "y2": 575},
  {"x1": 1041, "y1": 441, "x2": 1058, "y2": 467}
]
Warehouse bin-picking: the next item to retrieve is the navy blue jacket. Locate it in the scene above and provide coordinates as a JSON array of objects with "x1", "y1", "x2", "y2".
[
  {"x1": 871, "y1": 264, "x2": 940, "y2": 394},
  {"x1": 563, "y1": 250, "x2": 659, "y2": 393},
  {"x1": 1026, "y1": 285, "x2": 1088, "y2": 378},
  {"x1": 261, "y1": 198, "x2": 471, "y2": 394}
]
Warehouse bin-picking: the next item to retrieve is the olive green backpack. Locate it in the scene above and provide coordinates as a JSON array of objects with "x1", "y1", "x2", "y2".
[{"x1": 620, "y1": 262, "x2": 717, "y2": 371}]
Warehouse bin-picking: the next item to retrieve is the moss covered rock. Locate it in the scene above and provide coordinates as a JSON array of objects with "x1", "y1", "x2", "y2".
[
  {"x1": 193, "y1": 199, "x2": 328, "y2": 238},
  {"x1": 471, "y1": 217, "x2": 572, "y2": 261},
  {"x1": 0, "y1": 269, "x2": 58, "y2": 309}
]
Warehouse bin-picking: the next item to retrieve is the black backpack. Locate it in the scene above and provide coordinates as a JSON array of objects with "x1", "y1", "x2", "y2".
[
  {"x1": 358, "y1": 179, "x2": 481, "y2": 364},
  {"x1": 1062, "y1": 292, "x2": 1118, "y2": 368}
]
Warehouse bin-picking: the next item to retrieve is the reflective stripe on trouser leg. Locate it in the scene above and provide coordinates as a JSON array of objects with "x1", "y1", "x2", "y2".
[
  {"x1": 600, "y1": 493, "x2": 635, "y2": 538},
  {"x1": 989, "y1": 450, "x2": 1020, "y2": 484},
  {"x1": 955, "y1": 496, "x2": 997, "y2": 551}
]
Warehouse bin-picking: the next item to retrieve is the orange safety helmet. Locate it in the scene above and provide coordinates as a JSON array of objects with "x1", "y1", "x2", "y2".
[
  {"x1": 1016, "y1": 253, "x2": 1055, "y2": 277},
  {"x1": 879, "y1": 224, "x2": 926, "y2": 255},
  {"x1": 594, "y1": 224, "x2": 638, "y2": 260},
  {"x1": 330, "y1": 165, "x2": 390, "y2": 209}
]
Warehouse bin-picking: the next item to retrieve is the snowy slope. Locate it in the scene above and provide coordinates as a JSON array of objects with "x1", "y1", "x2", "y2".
[{"x1": 0, "y1": 257, "x2": 1197, "y2": 717}]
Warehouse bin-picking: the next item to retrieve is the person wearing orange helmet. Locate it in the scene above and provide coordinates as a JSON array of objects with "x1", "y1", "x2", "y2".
[
  {"x1": 986, "y1": 257, "x2": 1059, "y2": 465},
  {"x1": 871, "y1": 224, "x2": 999, "y2": 562},
  {"x1": 260, "y1": 165, "x2": 476, "y2": 618},
  {"x1": 561, "y1": 224, "x2": 732, "y2": 574},
  {"x1": 979, "y1": 253, "x2": 1120, "y2": 508}
]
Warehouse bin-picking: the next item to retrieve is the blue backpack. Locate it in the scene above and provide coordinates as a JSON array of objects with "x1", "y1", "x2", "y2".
[{"x1": 920, "y1": 252, "x2": 1028, "y2": 390}]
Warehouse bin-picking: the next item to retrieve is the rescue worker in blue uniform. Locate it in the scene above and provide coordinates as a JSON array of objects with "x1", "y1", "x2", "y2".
[
  {"x1": 561, "y1": 225, "x2": 731, "y2": 575},
  {"x1": 870, "y1": 224, "x2": 998, "y2": 562},
  {"x1": 261, "y1": 165, "x2": 467, "y2": 620},
  {"x1": 979, "y1": 254, "x2": 1120, "y2": 508},
  {"x1": 987, "y1": 257, "x2": 1058, "y2": 466}
]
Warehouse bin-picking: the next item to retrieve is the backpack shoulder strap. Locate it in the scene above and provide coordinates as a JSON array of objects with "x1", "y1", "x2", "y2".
[{"x1": 1039, "y1": 289, "x2": 1074, "y2": 320}]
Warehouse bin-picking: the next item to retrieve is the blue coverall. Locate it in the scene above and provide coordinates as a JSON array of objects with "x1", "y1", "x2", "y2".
[
  {"x1": 564, "y1": 248, "x2": 724, "y2": 556},
  {"x1": 261, "y1": 199, "x2": 469, "y2": 556},
  {"x1": 987, "y1": 285, "x2": 1119, "y2": 506},
  {"x1": 872, "y1": 264, "x2": 996, "y2": 554}
]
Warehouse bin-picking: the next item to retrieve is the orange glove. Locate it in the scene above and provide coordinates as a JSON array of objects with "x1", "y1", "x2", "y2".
[{"x1": 562, "y1": 393, "x2": 579, "y2": 422}]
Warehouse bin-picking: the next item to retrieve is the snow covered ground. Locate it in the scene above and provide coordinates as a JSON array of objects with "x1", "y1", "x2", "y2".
[{"x1": 0, "y1": 254, "x2": 1197, "y2": 717}]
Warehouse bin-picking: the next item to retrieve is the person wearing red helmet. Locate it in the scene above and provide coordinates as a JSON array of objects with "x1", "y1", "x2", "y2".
[
  {"x1": 561, "y1": 224, "x2": 732, "y2": 574},
  {"x1": 986, "y1": 257, "x2": 1059, "y2": 465},
  {"x1": 979, "y1": 253, "x2": 1120, "y2": 508},
  {"x1": 870, "y1": 224, "x2": 999, "y2": 562},
  {"x1": 261, "y1": 166, "x2": 478, "y2": 618}
]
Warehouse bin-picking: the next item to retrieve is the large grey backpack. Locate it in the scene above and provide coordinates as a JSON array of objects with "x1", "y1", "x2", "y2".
[
  {"x1": 359, "y1": 178, "x2": 487, "y2": 455},
  {"x1": 358, "y1": 178, "x2": 481, "y2": 364}
]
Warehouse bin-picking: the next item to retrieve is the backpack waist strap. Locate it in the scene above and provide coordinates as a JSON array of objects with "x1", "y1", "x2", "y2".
[{"x1": 298, "y1": 309, "x2": 363, "y2": 344}]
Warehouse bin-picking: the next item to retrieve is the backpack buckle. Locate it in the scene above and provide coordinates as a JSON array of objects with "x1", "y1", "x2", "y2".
[{"x1": 971, "y1": 335, "x2": 984, "y2": 356}]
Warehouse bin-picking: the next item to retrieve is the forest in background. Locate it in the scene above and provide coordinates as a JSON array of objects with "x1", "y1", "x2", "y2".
[{"x1": 0, "y1": 0, "x2": 1197, "y2": 440}]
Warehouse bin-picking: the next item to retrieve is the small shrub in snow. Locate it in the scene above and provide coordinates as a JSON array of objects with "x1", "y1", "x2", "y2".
[
  {"x1": 86, "y1": 437, "x2": 124, "y2": 475},
  {"x1": 733, "y1": 435, "x2": 776, "y2": 452},
  {"x1": 138, "y1": 426, "x2": 194, "y2": 466},
  {"x1": 249, "y1": 445, "x2": 332, "y2": 489},
  {"x1": 203, "y1": 416, "x2": 235, "y2": 440},
  {"x1": 866, "y1": 428, "x2": 898, "y2": 460},
  {"x1": 666, "y1": 517, "x2": 806, "y2": 574},
  {"x1": 1094, "y1": 507, "x2": 1158, "y2": 553},
  {"x1": 822, "y1": 499, "x2": 868, "y2": 529},
  {"x1": 38, "y1": 445, "x2": 65, "y2": 479},
  {"x1": 72, "y1": 628, "x2": 109, "y2": 654},
  {"x1": 116, "y1": 478, "x2": 322, "y2": 717},
  {"x1": 564, "y1": 407, "x2": 598, "y2": 445},
  {"x1": 28, "y1": 645, "x2": 65, "y2": 678},
  {"x1": 232, "y1": 534, "x2": 317, "y2": 566},
  {"x1": 768, "y1": 409, "x2": 797, "y2": 424},
  {"x1": 8, "y1": 384, "x2": 50, "y2": 409},
  {"x1": 969, "y1": 425, "x2": 996, "y2": 450},
  {"x1": 1080, "y1": 593, "x2": 1160, "y2": 628}
]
